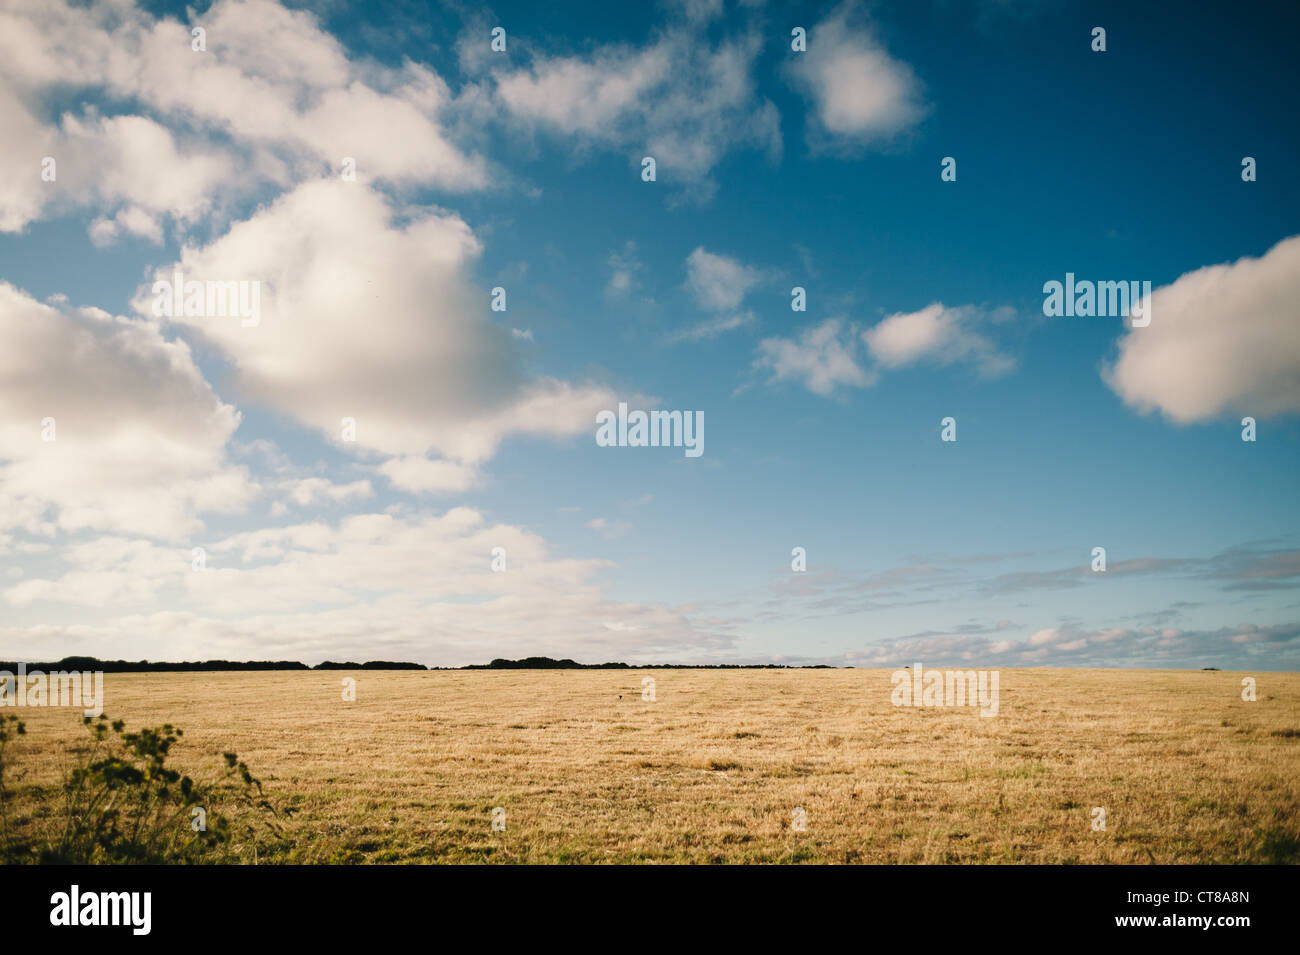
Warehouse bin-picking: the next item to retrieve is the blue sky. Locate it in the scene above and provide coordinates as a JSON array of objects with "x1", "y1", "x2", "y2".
[{"x1": 0, "y1": 0, "x2": 1297, "y2": 668}]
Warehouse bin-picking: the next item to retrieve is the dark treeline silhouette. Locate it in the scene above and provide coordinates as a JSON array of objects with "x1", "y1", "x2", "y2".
[
  {"x1": 461, "y1": 657, "x2": 832, "y2": 670},
  {"x1": 0, "y1": 657, "x2": 311, "y2": 673},
  {"x1": 314, "y1": 660, "x2": 426, "y2": 670},
  {"x1": 0, "y1": 655, "x2": 839, "y2": 673},
  {"x1": 463, "y1": 657, "x2": 619, "y2": 669},
  {"x1": 1, "y1": 657, "x2": 386, "y2": 673}
]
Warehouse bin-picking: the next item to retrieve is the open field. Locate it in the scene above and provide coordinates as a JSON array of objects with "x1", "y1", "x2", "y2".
[{"x1": 4, "y1": 669, "x2": 1299, "y2": 864}]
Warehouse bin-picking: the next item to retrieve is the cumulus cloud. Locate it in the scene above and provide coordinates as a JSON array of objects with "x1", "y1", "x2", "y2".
[
  {"x1": 754, "y1": 318, "x2": 874, "y2": 396},
  {"x1": 864, "y1": 303, "x2": 1015, "y2": 377},
  {"x1": 784, "y1": 1, "x2": 927, "y2": 151},
  {"x1": 757, "y1": 303, "x2": 1015, "y2": 395},
  {"x1": 0, "y1": 89, "x2": 234, "y2": 235},
  {"x1": 1105, "y1": 234, "x2": 1300, "y2": 423},
  {"x1": 89, "y1": 206, "x2": 165, "y2": 247},
  {"x1": 132, "y1": 179, "x2": 615, "y2": 466},
  {"x1": 0, "y1": 283, "x2": 255, "y2": 540},
  {"x1": 0, "y1": 0, "x2": 488, "y2": 234}
]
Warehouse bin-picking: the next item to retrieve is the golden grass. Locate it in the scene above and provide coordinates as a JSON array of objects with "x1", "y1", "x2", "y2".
[{"x1": 5, "y1": 668, "x2": 1299, "y2": 863}]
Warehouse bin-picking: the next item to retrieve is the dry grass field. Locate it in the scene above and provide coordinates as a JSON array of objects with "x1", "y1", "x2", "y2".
[{"x1": 5, "y1": 668, "x2": 1299, "y2": 864}]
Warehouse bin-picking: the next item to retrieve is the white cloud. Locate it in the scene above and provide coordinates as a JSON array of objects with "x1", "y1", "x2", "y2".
[
  {"x1": 278, "y1": 478, "x2": 373, "y2": 510},
  {"x1": 133, "y1": 179, "x2": 615, "y2": 464},
  {"x1": 757, "y1": 303, "x2": 1016, "y2": 396},
  {"x1": 754, "y1": 318, "x2": 874, "y2": 396},
  {"x1": 89, "y1": 205, "x2": 166, "y2": 247},
  {"x1": 494, "y1": 24, "x2": 780, "y2": 191},
  {"x1": 0, "y1": 0, "x2": 488, "y2": 234},
  {"x1": 497, "y1": 43, "x2": 671, "y2": 136},
  {"x1": 685, "y1": 247, "x2": 763, "y2": 311},
  {"x1": 1105, "y1": 234, "x2": 1300, "y2": 422},
  {"x1": 784, "y1": 2, "x2": 926, "y2": 150},
  {"x1": 0, "y1": 283, "x2": 256, "y2": 540},
  {"x1": 1, "y1": 509, "x2": 727, "y2": 664},
  {"x1": 0, "y1": 89, "x2": 234, "y2": 235},
  {"x1": 864, "y1": 303, "x2": 1015, "y2": 377},
  {"x1": 378, "y1": 457, "x2": 479, "y2": 495}
]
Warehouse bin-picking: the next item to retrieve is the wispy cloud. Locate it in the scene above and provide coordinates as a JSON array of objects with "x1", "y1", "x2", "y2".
[{"x1": 492, "y1": 15, "x2": 780, "y2": 196}]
